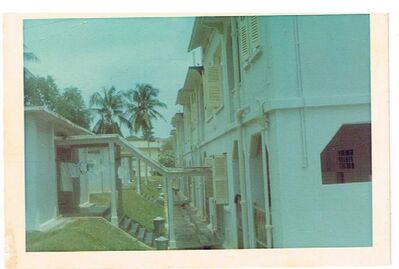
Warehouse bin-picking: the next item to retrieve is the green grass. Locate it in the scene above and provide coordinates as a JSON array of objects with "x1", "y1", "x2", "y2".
[
  {"x1": 89, "y1": 185, "x2": 166, "y2": 232},
  {"x1": 89, "y1": 192, "x2": 112, "y2": 206},
  {"x1": 141, "y1": 176, "x2": 163, "y2": 200},
  {"x1": 26, "y1": 218, "x2": 151, "y2": 251},
  {"x1": 122, "y1": 189, "x2": 165, "y2": 231}
]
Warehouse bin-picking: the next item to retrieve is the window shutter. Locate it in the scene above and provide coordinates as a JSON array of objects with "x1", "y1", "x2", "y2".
[
  {"x1": 191, "y1": 93, "x2": 197, "y2": 125},
  {"x1": 239, "y1": 18, "x2": 250, "y2": 62},
  {"x1": 184, "y1": 106, "x2": 191, "y2": 134},
  {"x1": 205, "y1": 65, "x2": 223, "y2": 111},
  {"x1": 249, "y1": 16, "x2": 261, "y2": 52},
  {"x1": 212, "y1": 155, "x2": 228, "y2": 204},
  {"x1": 204, "y1": 156, "x2": 213, "y2": 167}
]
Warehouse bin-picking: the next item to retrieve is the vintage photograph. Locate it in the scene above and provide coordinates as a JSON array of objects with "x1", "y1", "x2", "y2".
[{"x1": 22, "y1": 15, "x2": 373, "y2": 251}]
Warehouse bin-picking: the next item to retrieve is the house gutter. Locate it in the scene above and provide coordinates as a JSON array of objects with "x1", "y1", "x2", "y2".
[
  {"x1": 236, "y1": 105, "x2": 251, "y2": 248},
  {"x1": 257, "y1": 100, "x2": 274, "y2": 248},
  {"x1": 293, "y1": 16, "x2": 309, "y2": 168}
]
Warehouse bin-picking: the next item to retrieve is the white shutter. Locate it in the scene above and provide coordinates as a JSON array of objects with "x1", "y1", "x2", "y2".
[
  {"x1": 191, "y1": 93, "x2": 197, "y2": 125},
  {"x1": 249, "y1": 16, "x2": 261, "y2": 52},
  {"x1": 205, "y1": 65, "x2": 223, "y2": 111},
  {"x1": 184, "y1": 106, "x2": 191, "y2": 135},
  {"x1": 212, "y1": 155, "x2": 228, "y2": 204},
  {"x1": 204, "y1": 156, "x2": 213, "y2": 167},
  {"x1": 239, "y1": 17, "x2": 250, "y2": 62}
]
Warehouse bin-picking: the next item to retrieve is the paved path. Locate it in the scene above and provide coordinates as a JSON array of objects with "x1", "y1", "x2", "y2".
[{"x1": 173, "y1": 192, "x2": 222, "y2": 249}]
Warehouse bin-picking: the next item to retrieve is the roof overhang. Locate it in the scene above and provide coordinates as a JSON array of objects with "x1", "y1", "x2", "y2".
[
  {"x1": 171, "y1": 113, "x2": 184, "y2": 127},
  {"x1": 188, "y1": 16, "x2": 227, "y2": 52},
  {"x1": 175, "y1": 66, "x2": 203, "y2": 105},
  {"x1": 25, "y1": 106, "x2": 93, "y2": 136}
]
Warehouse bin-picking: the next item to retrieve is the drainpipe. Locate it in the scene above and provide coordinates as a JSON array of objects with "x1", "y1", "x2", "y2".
[
  {"x1": 236, "y1": 105, "x2": 250, "y2": 248},
  {"x1": 108, "y1": 142, "x2": 118, "y2": 226},
  {"x1": 231, "y1": 17, "x2": 241, "y2": 106},
  {"x1": 257, "y1": 100, "x2": 273, "y2": 248},
  {"x1": 165, "y1": 175, "x2": 176, "y2": 248},
  {"x1": 293, "y1": 16, "x2": 308, "y2": 168}
]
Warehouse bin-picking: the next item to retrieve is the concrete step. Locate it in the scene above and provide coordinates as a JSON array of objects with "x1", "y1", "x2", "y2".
[
  {"x1": 137, "y1": 227, "x2": 146, "y2": 241},
  {"x1": 144, "y1": 231, "x2": 153, "y2": 246},
  {"x1": 129, "y1": 222, "x2": 139, "y2": 236},
  {"x1": 120, "y1": 217, "x2": 132, "y2": 231}
]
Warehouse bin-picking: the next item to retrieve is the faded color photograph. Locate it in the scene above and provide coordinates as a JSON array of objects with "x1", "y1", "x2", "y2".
[{"x1": 23, "y1": 15, "x2": 372, "y2": 251}]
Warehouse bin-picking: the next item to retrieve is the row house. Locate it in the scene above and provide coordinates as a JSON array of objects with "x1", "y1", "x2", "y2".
[{"x1": 171, "y1": 15, "x2": 372, "y2": 249}]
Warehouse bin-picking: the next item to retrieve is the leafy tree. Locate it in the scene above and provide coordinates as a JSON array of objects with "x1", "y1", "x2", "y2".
[
  {"x1": 159, "y1": 137, "x2": 175, "y2": 167},
  {"x1": 24, "y1": 75, "x2": 91, "y2": 128},
  {"x1": 89, "y1": 86, "x2": 130, "y2": 136},
  {"x1": 124, "y1": 83, "x2": 167, "y2": 136},
  {"x1": 24, "y1": 75, "x2": 60, "y2": 110},
  {"x1": 158, "y1": 150, "x2": 175, "y2": 168},
  {"x1": 56, "y1": 87, "x2": 91, "y2": 129}
]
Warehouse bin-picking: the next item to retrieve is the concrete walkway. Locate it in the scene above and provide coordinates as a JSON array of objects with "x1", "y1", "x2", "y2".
[{"x1": 173, "y1": 192, "x2": 222, "y2": 249}]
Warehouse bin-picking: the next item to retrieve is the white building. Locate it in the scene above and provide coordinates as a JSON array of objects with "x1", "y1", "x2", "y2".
[
  {"x1": 25, "y1": 107, "x2": 208, "y2": 248},
  {"x1": 25, "y1": 107, "x2": 92, "y2": 231},
  {"x1": 172, "y1": 15, "x2": 372, "y2": 248}
]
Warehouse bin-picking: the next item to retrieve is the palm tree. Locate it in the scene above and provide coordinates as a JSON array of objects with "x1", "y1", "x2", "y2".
[
  {"x1": 89, "y1": 86, "x2": 130, "y2": 135},
  {"x1": 124, "y1": 83, "x2": 167, "y2": 135},
  {"x1": 23, "y1": 45, "x2": 39, "y2": 79},
  {"x1": 124, "y1": 83, "x2": 167, "y2": 184}
]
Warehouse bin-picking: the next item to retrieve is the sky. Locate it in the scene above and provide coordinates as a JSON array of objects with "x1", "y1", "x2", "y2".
[{"x1": 23, "y1": 16, "x2": 197, "y2": 138}]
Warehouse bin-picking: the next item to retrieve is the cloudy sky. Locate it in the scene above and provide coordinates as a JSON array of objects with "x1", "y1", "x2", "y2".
[{"x1": 23, "y1": 16, "x2": 196, "y2": 138}]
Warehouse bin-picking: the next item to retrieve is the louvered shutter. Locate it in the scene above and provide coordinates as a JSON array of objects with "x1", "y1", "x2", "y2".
[
  {"x1": 203, "y1": 74, "x2": 211, "y2": 119},
  {"x1": 191, "y1": 93, "x2": 197, "y2": 125},
  {"x1": 184, "y1": 106, "x2": 191, "y2": 134},
  {"x1": 212, "y1": 155, "x2": 228, "y2": 204},
  {"x1": 205, "y1": 156, "x2": 213, "y2": 167},
  {"x1": 205, "y1": 65, "x2": 223, "y2": 111},
  {"x1": 249, "y1": 16, "x2": 261, "y2": 52},
  {"x1": 239, "y1": 17, "x2": 250, "y2": 62}
]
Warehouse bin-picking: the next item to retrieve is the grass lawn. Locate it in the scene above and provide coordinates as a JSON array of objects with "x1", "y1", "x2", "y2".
[
  {"x1": 26, "y1": 218, "x2": 151, "y2": 251},
  {"x1": 90, "y1": 181, "x2": 165, "y2": 232},
  {"x1": 122, "y1": 189, "x2": 165, "y2": 231},
  {"x1": 141, "y1": 176, "x2": 163, "y2": 200}
]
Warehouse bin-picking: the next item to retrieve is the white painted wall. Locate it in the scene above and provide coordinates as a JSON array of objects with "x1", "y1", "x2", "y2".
[
  {"x1": 87, "y1": 147, "x2": 112, "y2": 193},
  {"x1": 176, "y1": 15, "x2": 372, "y2": 249},
  {"x1": 268, "y1": 105, "x2": 372, "y2": 247},
  {"x1": 25, "y1": 115, "x2": 58, "y2": 231}
]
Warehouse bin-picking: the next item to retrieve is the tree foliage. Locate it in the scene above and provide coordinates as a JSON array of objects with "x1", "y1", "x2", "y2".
[
  {"x1": 56, "y1": 87, "x2": 91, "y2": 129},
  {"x1": 158, "y1": 150, "x2": 175, "y2": 168},
  {"x1": 89, "y1": 86, "x2": 130, "y2": 136},
  {"x1": 24, "y1": 74, "x2": 91, "y2": 129},
  {"x1": 124, "y1": 83, "x2": 167, "y2": 135}
]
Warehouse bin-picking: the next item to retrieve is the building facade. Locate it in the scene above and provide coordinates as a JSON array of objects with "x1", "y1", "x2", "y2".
[{"x1": 171, "y1": 15, "x2": 372, "y2": 248}]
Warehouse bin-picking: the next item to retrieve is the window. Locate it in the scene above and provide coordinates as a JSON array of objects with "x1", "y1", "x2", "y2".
[
  {"x1": 204, "y1": 65, "x2": 224, "y2": 118},
  {"x1": 183, "y1": 105, "x2": 191, "y2": 142},
  {"x1": 320, "y1": 123, "x2": 371, "y2": 184},
  {"x1": 190, "y1": 92, "x2": 198, "y2": 128},
  {"x1": 238, "y1": 16, "x2": 261, "y2": 66},
  {"x1": 338, "y1": 149, "x2": 355, "y2": 169}
]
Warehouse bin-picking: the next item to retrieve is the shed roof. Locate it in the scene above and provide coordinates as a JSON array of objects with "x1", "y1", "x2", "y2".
[{"x1": 24, "y1": 106, "x2": 93, "y2": 136}]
